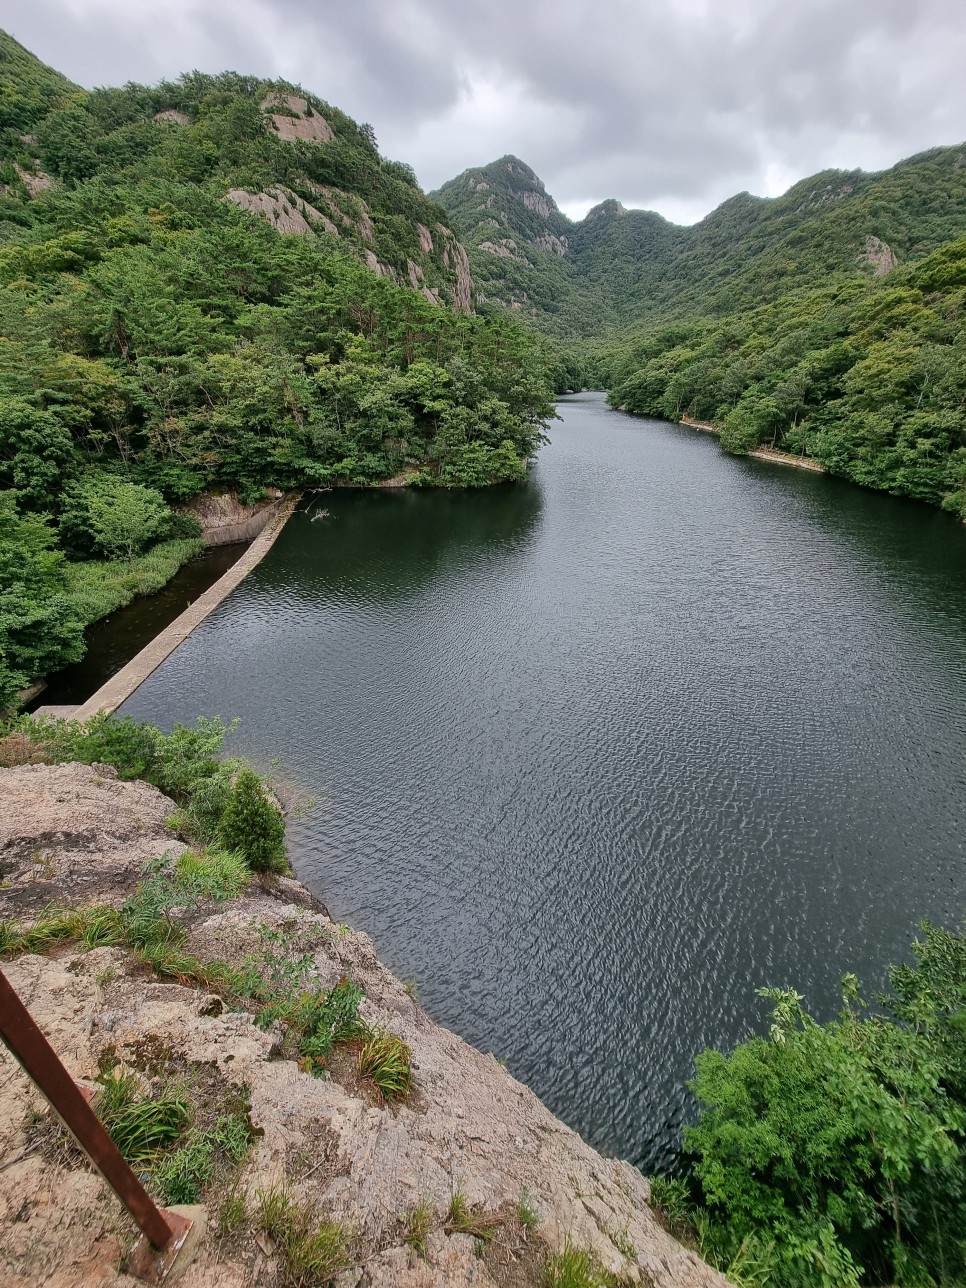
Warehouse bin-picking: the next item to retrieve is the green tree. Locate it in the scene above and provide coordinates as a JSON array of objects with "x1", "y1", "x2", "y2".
[
  {"x1": 60, "y1": 474, "x2": 171, "y2": 560},
  {"x1": 0, "y1": 493, "x2": 85, "y2": 706}
]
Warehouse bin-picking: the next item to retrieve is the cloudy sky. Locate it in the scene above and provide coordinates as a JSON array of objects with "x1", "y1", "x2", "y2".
[{"x1": 4, "y1": 0, "x2": 966, "y2": 224}]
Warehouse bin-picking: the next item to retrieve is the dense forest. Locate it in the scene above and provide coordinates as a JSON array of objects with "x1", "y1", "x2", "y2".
[
  {"x1": 0, "y1": 32, "x2": 557, "y2": 707},
  {"x1": 604, "y1": 238, "x2": 966, "y2": 515}
]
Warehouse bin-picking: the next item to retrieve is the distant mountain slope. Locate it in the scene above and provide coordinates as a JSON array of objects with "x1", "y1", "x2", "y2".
[
  {"x1": 0, "y1": 30, "x2": 78, "y2": 131},
  {"x1": 0, "y1": 39, "x2": 473, "y2": 311},
  {"x1": 436, "y1": 144, "x2": 966, "y2": 334}
]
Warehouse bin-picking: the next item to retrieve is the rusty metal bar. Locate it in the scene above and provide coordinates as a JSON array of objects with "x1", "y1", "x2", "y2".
[{"x1": 0, "y1": 965, "x2": 180, "y2": 1252}]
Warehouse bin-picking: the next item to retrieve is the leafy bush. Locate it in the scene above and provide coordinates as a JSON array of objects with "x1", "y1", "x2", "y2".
[
  {"x1": 218, "y1": 767, "x2": 288, "y2": 874},
  {"x1": 0, "y1": 494, "x2": 85, "y2": 707},
  {"x1": 681, "y1": 922, "x2": 966, "y2": 1287},
  {"x1": 59, "y1": 473, "x2": 173, "y2": 561}
]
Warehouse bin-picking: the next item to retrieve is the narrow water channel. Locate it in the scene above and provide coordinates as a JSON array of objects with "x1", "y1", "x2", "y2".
[
  {"x1": 121, "y1": 394, "x2": 966, "y2": 1171},
  {"x1": 37, "y1": 542, "x2": 247, "y2": 707}
]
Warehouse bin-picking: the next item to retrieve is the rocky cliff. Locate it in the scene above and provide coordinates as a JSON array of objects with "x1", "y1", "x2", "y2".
[{"x1": 0, "y1": 762, "x2": 726, "y2": 1288}]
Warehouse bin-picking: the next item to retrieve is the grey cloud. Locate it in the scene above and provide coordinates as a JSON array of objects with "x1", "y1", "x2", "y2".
[{"x1": 2, "y1": 0, "x2": 965, "y2": 222}]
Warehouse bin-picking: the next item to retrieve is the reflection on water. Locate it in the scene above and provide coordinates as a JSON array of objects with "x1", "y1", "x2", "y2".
[{"x1": 124, "y1": 394, "x2": 966, "y2": 1171}]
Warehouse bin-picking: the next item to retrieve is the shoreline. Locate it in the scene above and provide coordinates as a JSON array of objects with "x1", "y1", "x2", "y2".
[
  {"x1": 68, "y1": 493, "x2": 301, "y2": 720},
  {"x1": 679, "y1": 415, "x2": 825, "y2": 473}
]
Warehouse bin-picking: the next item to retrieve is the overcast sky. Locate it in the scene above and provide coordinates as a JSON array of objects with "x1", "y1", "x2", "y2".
[{"x1": 4, "y1": 0, "x2": 966, "y2": 224}]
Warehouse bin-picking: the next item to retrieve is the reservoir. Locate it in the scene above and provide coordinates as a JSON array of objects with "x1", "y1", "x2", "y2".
[{"x1": 122, "y1": 392, "x2": 966, "y2": 1172}]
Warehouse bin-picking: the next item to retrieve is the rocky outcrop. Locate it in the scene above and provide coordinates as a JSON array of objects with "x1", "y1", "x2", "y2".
[
  {"x1": 260, "y1": 92, "x2": 334, "y2": 145},
  {"x1": 181, "y1": 490, "x2": 282, "y2": 546},
  {"x1": 14, "y1": 163, "x2": 54, "y2": 197},
  {"x1": 153, "y1": 109, "x2": 189, "y2": 126},
  {"x1": 224, "y1": 186, "x2": 338, "y2": 237},
  {"x1": 0, "y1": 762, "x2": 185, "y2": 916},
  {"x1": 0, "y1": 764, "x2": 726, "y2": 1288},
  {"x1": 859, "y1": 234, "x2": 898, "y2": 275},
  {"x1": 439, "y1": 227, "x2": 475, "y2": 314}
]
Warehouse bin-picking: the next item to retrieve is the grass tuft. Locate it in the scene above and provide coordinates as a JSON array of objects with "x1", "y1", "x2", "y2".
[
  {"x1": 95, "y1": 1069, "x2": 190, "y2": 1164},
  {"x1": 174, "y1": 847, "x2": 250, "y2": 900},
  {"x1": 357, "y1": 1029, "x2": 412, "y2": 1102},
  {"x1": 445, "y1": 1188, "x2": 500, "y2": 1243},
  {"x1": 257, "y1": 1182, "x2": 350, "y2": 1286},
  {"x1": 403, "y1": 1199, "x2": 435, "y2": 1258},
  {"x1": 541, "y1": 1240, "x2": 626, "y2": 1288}
]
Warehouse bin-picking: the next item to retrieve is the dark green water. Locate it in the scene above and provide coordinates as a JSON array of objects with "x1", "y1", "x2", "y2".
[{"x1": 122, "y1": 393, "x2": 966, "y2": 1171}]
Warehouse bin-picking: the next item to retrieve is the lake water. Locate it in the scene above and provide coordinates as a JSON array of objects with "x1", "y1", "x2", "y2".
[{"x1": 122, "y1": 393, "x2": 966, "y2": 1172}]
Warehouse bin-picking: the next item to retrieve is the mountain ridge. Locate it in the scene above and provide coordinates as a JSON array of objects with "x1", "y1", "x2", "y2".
[{"x1": 434, "y1": 143, "x2": 966, "y2": 334}]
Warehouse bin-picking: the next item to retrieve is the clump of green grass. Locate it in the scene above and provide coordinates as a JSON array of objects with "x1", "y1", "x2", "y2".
[
  {"x1": 151, "y1": 1109, "x2": 253, "y2": 1206},
  {"x1": 174, "y1": 847, "x2": 250, "y2": 900},
  {"x1": 95, "y1": 1068, "x2": 190, "y2": 1164},
  {"x1": 541, "y1": 1240, "x2": 620, "y2": 1288},
  {"x1": 648, "y1": 1175, "x2": 696, "y2": 1242},
  {"x1": 217, "y1": 1184, "x2": 249, "y2": 1237},
  {"x1": 257, "y1": 1182, "x2": 350, "y2": 1286},
  {"x1": 357, "y1": 1029, "x2": 412, "y2": 1102},
  {"x1": 403, "y1": 1199, "x2": 435, "y2": 1258},
  {"x1": 445, "y1": 1188, "x2": 500, "y2": 1243}
]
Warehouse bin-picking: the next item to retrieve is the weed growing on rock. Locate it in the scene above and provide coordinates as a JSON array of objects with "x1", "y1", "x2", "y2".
[
  {"x1": 217, "y1": 1184, "x2": 249, "y2": 1237},
  {"x1": 95, "y1": 1067, "x2": 190, "y2": 1164},
  {"x1": 402, "y1": 1200, "x2": 435, "y2": 1258},
  {"x1": 257, "y1": 1182, "x2": 350, "y2": 1286},
  {"x1": 516, "y1": 1190, "x2": 540, "y2": 1231},
  {"x1": 357, "y1": 1029, "x2": 412, "y2": 1102},
  {"x1": 445, "y1": 1188, "x2": 500, "y2": 1243},
  {"x1": 541, "y1": 1240, "x2": 621, "y2": 1288},
  {"x1": 153, "y1": 1112, "x2": 252, "y2": 1205},
  {"x1": 174, "y1": 847, "x2": 250, "y2": 900}
]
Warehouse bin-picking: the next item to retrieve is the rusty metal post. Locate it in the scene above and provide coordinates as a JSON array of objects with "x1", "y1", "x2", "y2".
[{"x1": 0, "y1": 966, "x2": 191, "y2": 1274}]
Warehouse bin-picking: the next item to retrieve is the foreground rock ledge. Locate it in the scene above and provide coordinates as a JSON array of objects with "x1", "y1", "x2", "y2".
[{"x1": 0, "y1": 763, "x2": 725, "y2": 1288}]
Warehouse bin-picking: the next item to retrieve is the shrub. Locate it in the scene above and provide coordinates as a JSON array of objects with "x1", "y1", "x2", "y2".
[
  {"x1": 59, "y1": 472, "x2": 173, "y2": 561},
  {"x1": 218, "y1": 767, "x2": 288, "y2": 874},
  {"x1": 684, "y1": 925, "x2": 966, "y2": 1287}
]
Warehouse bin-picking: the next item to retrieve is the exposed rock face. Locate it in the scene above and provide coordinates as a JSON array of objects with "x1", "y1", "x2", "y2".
[
  {"x1": 417, "y1": 222, "x2": 434, "y2": 254},
  {"x1": 0, "y1": 762, "x2": 185, "y2": 916},
  {"x1": 860, "y1": 234, "x2": 898, "y2": 275},
  {"x1": 153, "y1": 109, "x2": 189, "y2": 126},
  {"x1": 520, "y1": 190, "x2": 552, "y2": 219},
  {"x1": 535, "y1": 233, "x2": 569, "y2": 257},
  {"x1": 182, "y1": 490, "x2": 282, "y2": 547},
  {"x1": 0, "y1": 765, "x2": 726, "y2": 1288},
  {"x1": 224, "y1": 186, "x2": 337, "y2": 237},
  {"x1": 439, "y1": 227, "x2": 475, "y2": 314},
  {"x1": 14, "y1": 163, "x2": 54, "y2": 196},
  {"x1": 260, "y1": 92, "x2": 334, "y2": 145}
]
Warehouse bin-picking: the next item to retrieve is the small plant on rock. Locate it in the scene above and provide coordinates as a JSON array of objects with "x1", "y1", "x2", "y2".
[
  {"x1": 403, "y1": 1199, "x2": 435, "y2": 1258},
  {"x1": 357, "y1": 1028, "x2": 412, "y2": 1102},
  {"x1": 218, "y1": 768, "x2": 288, "y2": 874},
  {"x1": 257, "y1": 1181, "x2": 350, "y2": 1286}
]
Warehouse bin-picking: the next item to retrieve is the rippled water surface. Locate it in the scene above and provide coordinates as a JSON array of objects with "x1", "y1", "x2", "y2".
[{"x1": 124, "y1": 394, "x2": 966, "y2": 1170}]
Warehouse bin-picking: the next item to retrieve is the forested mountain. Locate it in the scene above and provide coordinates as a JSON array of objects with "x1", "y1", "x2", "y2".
[
  {"x1": 436, "y1": 143, "x2": 966, "y2": 334},
  {"x1": 0, "y1": 32, "x2": 556, "y2": 706},
  {"x1": 437, "y1": 141, "x2": 966, "y2": 519}
]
